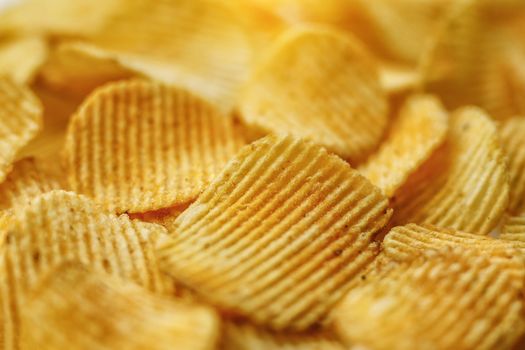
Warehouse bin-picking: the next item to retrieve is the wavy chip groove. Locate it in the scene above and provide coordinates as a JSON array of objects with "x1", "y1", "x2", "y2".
[
  {"x1": 0, "y1": 77, "x2": 42, "y2": 183},
  {"x1": 359, "y1": 94, "x2": 448, "y2": 197},
  {"x1": 0, "y1": 190, "x2": 170, "y2": 349},
  {"x1": 64, "y1": 80, "x2": 245, "y2": 214},
  {"x1": 391, "y1": 107, "x2": 508, "y2": 234},
  {"x1": 158, "y1": 134, "x2": 392, "y2": 330},
  {"x1": 335, "y1": 249, "x2": 525, "y2": 350},
  {"x1": 20, "y1": 263, "x2": 219, "y2": 350}
]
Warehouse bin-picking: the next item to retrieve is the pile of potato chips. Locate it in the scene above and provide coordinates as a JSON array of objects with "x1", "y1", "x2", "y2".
[{"x1": 0, "y1": 0, "x2": 525, "y2": 349}]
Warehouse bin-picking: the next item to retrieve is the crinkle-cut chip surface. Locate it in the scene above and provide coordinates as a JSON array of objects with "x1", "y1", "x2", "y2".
[
  {"x1": 335, "y1": 249, "x2": 525, "y2": 350},
  {"x1": 130, "y1": 204, "x2": 189, "y2": 234},
  {"x1": 20, "y1": 263, "x2": 219, "y2": 350},
  {"x1": 499, "y1": 117, "x2": 525, "y2": 214},
  {"x1": 382, "y1": 224, "x2": 525, "y2": 288},
  {"x1": 0, "y1": 0, "x2": 123, "y2": 36},
  {"x1": 85, "y1": 0, "x2": 252, "y2": 112},
  {"x1": 0, "y1": 77, "x2": 43, "y2": 183},
  {"x1": 157, "y1": 135, "x2": 392, "y2": 331},
  {"x1": 0, "y1": 158, "x2": 61, "y2": 213},
  {"x1": 221, "y1": 321, "x2": 345, "y2": 350},
  {"x1": 501, "y1": 216, "x2": 525, "y2": 252},
  {"x1": 391, "y1": 107, "x2": 508, "y2": 234},
  {"x1": 238, "y1": 26, "x2": 388, "y2": 163},
  {"x1": 359, "y1": 94, "x2": 448, "y2": 197},
  {"x1": 0, "y1": 36, "x2": 47, "y2": 84},
  {"x1": 0, "y1": 190, "x2": 171, "y2": 349},
  {"x1": 63, "y1": 79, "x2": 245, "y2": 214}
]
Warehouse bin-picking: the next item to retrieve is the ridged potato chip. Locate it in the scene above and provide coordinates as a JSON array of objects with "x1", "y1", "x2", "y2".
[
  {"x1": 158, "y1": 134, "x2": 392, "y2": 330},
  {"x1": 359, "y1": 94, "x2": 448, "y2": 197},
  {"x1": 20, "y1": 263, "x2": 219, "y2": 350},
  {"x1": 335, "y1": 248, "x2": 525, "y2": 350},
  {"x1": 499, "y1": 117, "x2": 525, "y2": 214},
  {"x1": 222, "y1": 321, "x2": 345, "y2": 350},
  {"x1": 83, "y1": 0, "x2": 252, "y2": 112},
  {"x1": 382, "y1": 224, "x2": 525, "y2": 287},
  {"x1": 391, "y1": 107, "x2": 508, "y2": 234},
  {"x1": 63, "y1": 80, "x2": 245, "y2": 214},
  {"x1": 238, "y1": 26, "x2": 388, "y2": 163},
  {"x1": 0, "y1": 77, "x2": 42, "y2": 183},
  {"x1": 501, "y1": 216, "x2": 525, "y2": 252},
  {"x1": 0, "y1": 157, "x2": 61, "y2": 214},
  {"x1": 0, "y1": 190, "x2": 171, "y2": 349},
  {"x1": 0, "y1": 35, "x2": 47, "y2": 84}
]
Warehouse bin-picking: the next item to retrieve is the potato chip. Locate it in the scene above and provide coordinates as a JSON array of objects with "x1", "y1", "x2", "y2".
[
  {"x1": 359, "y1": 94, "x2": 448, "y2": 197},
  {"x1": 347, "y1": 0, "x2": 447, "y2": 64},
  {"x1": 335, "y1": 248, "x2": 525, "y2": 350},
  {"x1": 0, "y1": 76, "x2": 43, "y2": 183},
  {"x1": 0, "y1": 0, "x2": 123, "y2": 36},
  {"x1": 157, "y1": 134, "x2": 392, "y2": 330},
  {"x1": 82, "y1": 0, "x2": 252, "y2": 112},
  {"x1": 0, "y1": 190, "x2": 171, "y2": 348},
  {"x1": 222, "y1": 321, "x2": 345, "y2": 350},
  {"x1": 20, "y1": 263, "x2": 219, "y2": 350},
  {"x1": 0, "y1": 157, "x2": 61, "y2": 214},
  {"x1": 419, "y1": 0, "x2": 525, "y2": 120},
  {"x1": 499, "y1": 117, "x2": 525, "y2": 214},
  {"x1": 238, "y1": 26, "x2": 388, "y2": 163},
  {"x1": 0, "y1": 35, "x2": 47, "y2": 84},
  {"x1": 17, "y1": 83, "x2": 82, "y2": 162},
  {"x1": 501, "y1": 216, "x2": 525, "y2": 252},
  {"x1": 382, "y1": 224, "x2": 525, "y2": 287},
  {"x1": 38, "y1": 42, "x2": 136, "y2": 99},
  {"x1": 63, "y1": 80, "x2": 245, "y2": 214},
  {"x1": 391, "y1": 107, "x2": 508, "y2": 234}
]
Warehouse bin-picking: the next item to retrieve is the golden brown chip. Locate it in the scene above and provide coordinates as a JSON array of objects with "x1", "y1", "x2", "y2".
[
  {"x1": 0, "y1": 190, "x2": 171, "y2": 348},
  {"x1": 347, "y1": 0, "x2": 447, "y2": 64},
  {"x1": 238, "y1": 26, "x2": 388, "y2": 163},
  {"x1": 0, "y1": 0, "x2": 123, "y2": 36},
  {"x1": 17, "y1": 83, "x2": 82, "y2": 162},
  {"x1": 382, "y1": 224, "x2": 525, "y2": 287},
  {"x1": 158, "y1": 134, "x2": 392, "y2": 330},
  {"x1": 335, "y1": 248, "x2": 525, "y2": 350},
  {"x1": 82, "y1": 0, "x2": 252, "y2": 112},
  {"x1": 63, "y1": 79, "x2": 245, "y2": 214},
  {"x1": 20, "y1": 263, "x2": 219, "y2": 350},
  {"x1": 419, "y1": 0, "x2": 525, "y2": 120},
  {"x1": 359, "y1": 94, "x2": 448, "y2": 197},
  {"x1": 0, "y1": 35, "x2": 47, "y2": 84},
  {"x1": 38, "y1": 42, "x2": 137, "y2": 99},
  {"x1": 222, "y1": 321, "x2": 345, "y2": 350},
  {"x1": 0, "y1": 76, "x2": 43, "y2": 183},
  {"x1": 0, "y1": 157, "x2": 61, "y2": 215},
  {"x1": 391, "y1": 107, "x2": 508, "y2": 234},
  {"x1": 499, "y1": 117, "x2": 525, "y2": 214},
  {"x1": 501, "y1": 216, "x2": 525, "y2": 252}
]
